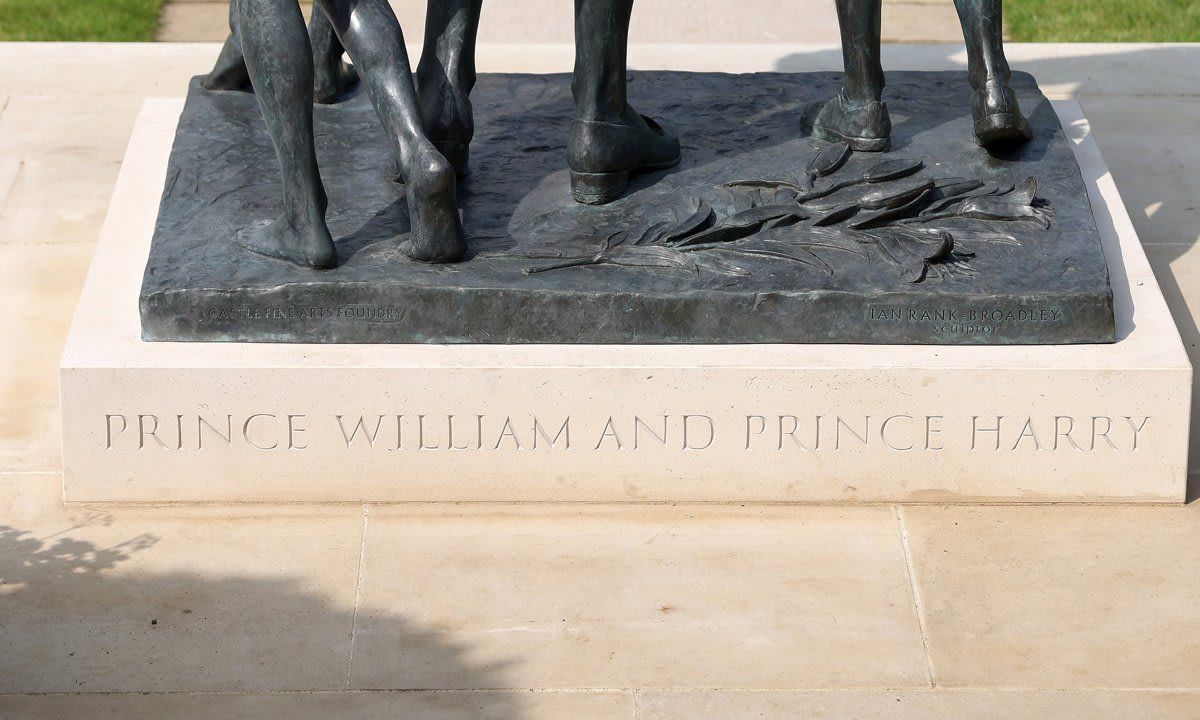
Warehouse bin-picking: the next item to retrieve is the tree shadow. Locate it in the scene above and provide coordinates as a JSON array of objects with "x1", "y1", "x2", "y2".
[{"x1": 0, "y1": 517, "x2": 524, "y2": 717}]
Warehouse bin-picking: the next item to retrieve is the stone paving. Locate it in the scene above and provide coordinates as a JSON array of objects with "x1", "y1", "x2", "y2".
[
  {"x1": 156, "y1": 0, "x2": 964, "y2": 43},
  {"x1": 1, "y1": 43, "x2": 1199, "y2": 718}
]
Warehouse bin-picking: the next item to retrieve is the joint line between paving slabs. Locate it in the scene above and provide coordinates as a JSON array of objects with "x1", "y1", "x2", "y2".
[
  {"x1": 894, "y1": 504, "x2": 936, "y2": 687},
  {"x1": 345, "y1": 504, "x2": 370, "y2": 690}
]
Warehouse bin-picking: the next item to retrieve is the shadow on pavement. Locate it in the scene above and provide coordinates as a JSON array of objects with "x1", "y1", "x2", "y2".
[{"x1": 0, "y1": 517, "x2": 523, "y2": 718}]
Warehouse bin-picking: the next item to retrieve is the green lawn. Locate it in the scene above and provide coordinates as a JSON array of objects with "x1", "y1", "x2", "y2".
[
  {"x1": 0, "y1": 0, "x2": 164, "y2": 41},
  {"x1": 1008, "y1": 0, "x2": 1200, "y2": 42}
]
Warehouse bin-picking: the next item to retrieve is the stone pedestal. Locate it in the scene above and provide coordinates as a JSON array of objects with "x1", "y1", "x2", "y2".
[{"x1": 60, "y1": 99, "x2": 1191, "y2": 503}]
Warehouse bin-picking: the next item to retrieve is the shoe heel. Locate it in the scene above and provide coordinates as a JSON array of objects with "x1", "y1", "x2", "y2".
[
  {"x1": 432, "y1": 140, "x2": 470, "y2": 177},
  {"x1": 570, "y1": 169, "x2": 630, "y2": 205},
  {"x1": 974, "y1": 113, "x2": 1031, "y2": 147}
]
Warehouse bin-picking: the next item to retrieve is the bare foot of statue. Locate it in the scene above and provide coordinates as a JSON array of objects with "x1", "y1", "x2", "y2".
[
  {"x1": 237, "y1": 213, "x2": 338, "y2": 269},
  {"x1": 399, "y1": 145, "x2": 467, "y2": 263}
]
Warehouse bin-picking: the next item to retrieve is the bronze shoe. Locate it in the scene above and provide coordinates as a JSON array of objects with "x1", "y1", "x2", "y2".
[
  {"x1": 809, "y1": 92, "x2": 892, "y2": 152},
  {"x1": 567, "y1": 113, "x2": 682, "y2": 205},
  {"x1": 972, "y1": 78, "x2": 1032, "y2": 147}
]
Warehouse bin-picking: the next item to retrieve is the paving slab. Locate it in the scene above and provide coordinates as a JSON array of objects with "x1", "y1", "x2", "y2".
[
  {"x1": 351, "y1": 505, "x2": 928, "y2": 689},
  {"x1": 157, "y1": 1, "x2": 243, "y2": 43},
  {"x1": 0, "y1": 690, "x2": 635, "y2": 720},
  {"x1": 640, "y1": 689, "x2": 1200, "y2": 719},
  {"x1": 0, "y1": 96, "x2": 13, "y2": 207},
  {"x1": 1145, "y1": 243, "x2": 1200, "y2": 472},
  {"x1": 157, "y1": 1, "x2": 848, "y2": 44},
  {"x1": 0, "y1": 472, "x2": 364, "y2": 693},
  {"x1": 1, "y1": 43, "x2": 1196, "y2": 99},
  {"x1": 1078, "y1": 95, "x2": 1200, "y2": 248},
  {"x1": 901, "y1": 504, "x2": 1200, "y2": 688},
  {"x1": 881, "y1": 1, "x2": 964, "y2": 43},
  {"x1": 0, "y1": 95, "x2": 144, "y2": 246},
  {"x1": 158, "y1": 2, "x2": 318, "y2": 43},
  {"x1": 0, "y1": 243, "x2": 95, "y2": 472}
]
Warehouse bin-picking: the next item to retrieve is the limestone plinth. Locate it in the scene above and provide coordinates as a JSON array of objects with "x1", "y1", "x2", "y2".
[{"x1": 60, "y1": 100, "x2": 1191, "y2": 503}]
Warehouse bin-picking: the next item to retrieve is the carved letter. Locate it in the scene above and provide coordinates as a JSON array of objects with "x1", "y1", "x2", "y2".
[
  {"x1": 242, "y1": 414, "x2": 278, "y2": 450},
  {"x1": 418, "y1": 414, "x2": 440, "y2": 450},
  {"x1": 533, "y1": 417, "x2": 570, "y2": 450},
  {"x1": 1090, "y1": 416, "x2": 1117, "y2": 450},
  {"x1": 447, "y1": 415, "x2": 471, "y2": 450},
  {"x1": 105, "y1": 414, "x2": 127, "y2": 449},
  {"x1": 971, "y1": 416, "x2": 1003, "y2": 451},
  {"x1": 835, "y1": 416, "x2": 870, "y2": 450},
  {"x1": 777, "y1": 415, "x2": 812, "y2": 451},
  {"x1": 288, "y1": 415, "x2": 308, "y2": 450},
  {"x1": 925, "y1": 415, "x2": 944, "y2": 451},
  {"x1": 1011, "y1": 417, "x2": 1041, "y2": 451},
  {"x1": 1124, "y1": 416, "x2": 1150, "y2": 451},
  {"x1": 594, "y1": 417, "x2": 624, "y2": 450},
  {"x1": 337, "y1": 415, "x2": 384, "y2": 448},
  {"x1": 682, "y1": 415, "x2": 715, "y2": 450},
  {"x1": 745, "y1": 415, "x2": 766, "y2": 450},
  {"x1": 197, "y1": 414, "x2": 232, "y2": 449},
  {"x1": 137, "y1": 414, "x2": 172, "y2": 450},
  {"x1": 880, "y1": 415, "x2": 914, "y2": 451},
  {"x1": 1054, "y1": 416, "x2": 1084, "y2": 451},
  {"x1": 635, "y1": 415, "x2": 669, "y2": 449},
  {"x1": 494, "y1": 416, "x2": 523, "y2": 450}
]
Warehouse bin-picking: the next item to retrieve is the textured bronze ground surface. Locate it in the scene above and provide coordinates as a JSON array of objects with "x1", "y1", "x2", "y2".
[{"x1": 140, "y1": 71, "x2": 1114, "y2": 344}]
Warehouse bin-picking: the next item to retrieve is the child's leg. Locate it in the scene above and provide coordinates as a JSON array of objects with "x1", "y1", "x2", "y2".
[
  {"x1": 953, "y1": 0, "x2": 1009, "y2": 90},
  {"x1": 318, "y1": 0, "x2": 466, "y2": 262},
  {"x1": 953, "y1": 0, "x2": 1031, "y2": 146},
  {"x1": 309, "y1": 6, "x2": 360, "y2": 104},
  {"x1": 204, "y1": 0, "x2": 357, "y2": 102},
  {"x1": 236, "y1": 0, "x2": 337, "y2": 269},
  {"x1": 567, "y1": 0, "x2": 681, "y2": 204},
  {"x1": 836, "y1": 0, "x2": 884, "y2": 105},
  {"x1": 416, "y1": 0, "x2": 482, "y2": 175},
  {"x1": 203, "y1": 0, "x2": 252, "y2": 92},
  {"x1": 809, "y1": 0, "x2": 891, "y2": 152}
]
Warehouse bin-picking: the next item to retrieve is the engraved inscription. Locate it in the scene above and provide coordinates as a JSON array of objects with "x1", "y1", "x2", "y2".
[
  {"x1": 867, "y1": 305, "x2": 1065, "y2": 336},
  {"x1": 102, "y1": 412, "x2": 1151, "y2": 454},
  {"x1": 204, "y1": 305, "x2": 408, "y2": 323}
]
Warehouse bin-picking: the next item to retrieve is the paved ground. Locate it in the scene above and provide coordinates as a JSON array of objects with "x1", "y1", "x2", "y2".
[
  {"x1": 1, "y1": 43, "x2": 1200, "y2": 718},
  {"x1": 157, "y1": 0, "x2": 965, "y2": 43}
]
